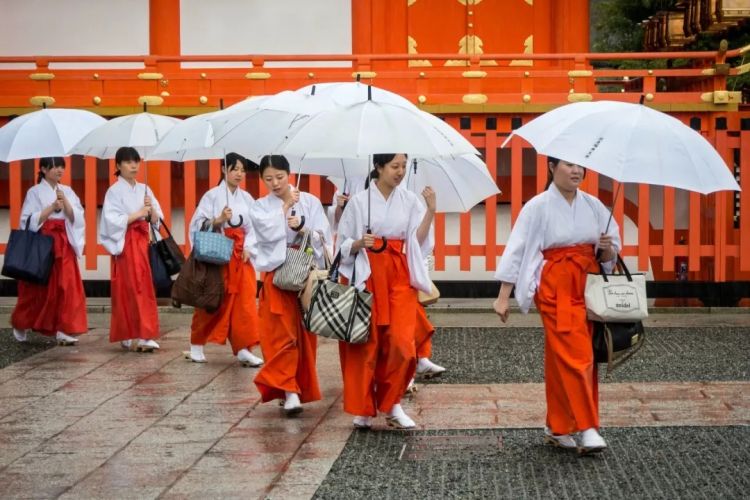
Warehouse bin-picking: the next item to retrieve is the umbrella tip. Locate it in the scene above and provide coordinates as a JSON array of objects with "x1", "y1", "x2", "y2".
[
  {"x1": 42, "y1": 102, "x2": 47, "y2": 109},
  {"x1": 143, "y1": 102, "x2": 147, "y2": 113},
  {"x1": 368, "y1": 85, "x2": 372, "y2": 101},
  {"x1": 220, "y1": 98, "x2": 224, "y2": 110},
  {"x1": 311, "y1": 85, "x2": 316, "y2": 96},
  {"x1": 639, "y1": 94, "x2": 645, "y2": 105},
  {"x1": 356, "y1": 74, "x2": 361, "y2": 82}
]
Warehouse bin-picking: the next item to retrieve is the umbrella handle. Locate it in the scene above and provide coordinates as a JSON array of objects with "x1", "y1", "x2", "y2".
[
  {"x1": 227, "y1": 214, "x2": 243, "y2": 228},
  {"x1": 291, "y1": 215, "x2": 306, "y2": 232},
  {"x1": 367, "y1": 228, "x2": 387, "y2": 253}
]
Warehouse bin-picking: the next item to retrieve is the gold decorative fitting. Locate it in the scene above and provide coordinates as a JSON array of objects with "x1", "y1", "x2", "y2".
[
  {"x1": 462, "y1": 93, "x2": 487, "y2": 104},
  {"x1": 199, "y1": 96, "x2": 208, "y2": 104},
  {"x1": 700, "y1": 91, "x2": 741, "y2": 104},
  {"x1": 418, "y1": 95, "x2": 427, "y2": 104},
  {"x1": 701, "y1": 68, "x2": 716, "y2": 76},
  {"x1": 647, "y1": 70, "x2": 653, "y2": 75},
  {"x1": 462, "y1": 70, "x2": 487, "y2": 78},
  {"x1": 623, "y1": 76, "x2": 630, "y2": 81},
  {"x1": 468, "y1": 10, "x2": 473, "y2": 15},
  {"x1": 522, "y1": 94, "x2": 531, "y2": 103},
  {"x1": 93, "y1": 73, "x2": 100, "y2": 79},
  {"x1": 92, "y1": 96, "x2": 102, "y2": 105},
  {"x1": 645, "y1": 93, "x2": 654, "y2": 101},
  {"x1": 308, "y1": 72, "x2": 315, "y2": 78},
  {"x1": 567, "y1": 93, "x2": 593, "y2": 103},
  {"x1": 30, "y1": 96, "x2": 55, "y2": 107},
  {"x1": 736, "y1": 63, "x2": 750, "y2": 75},
  {"x1": 524, "y1": 71, "x2": 530, "y2": 77},
  {"x1": 569, "y1": 89, "x2": 575, "y2": 94},
  {"x1": 160, "y1": 91, "x2": 170, "y2": 97},
  {"x1": 160, "y1": 79, "x2": 169, "y2": 87},
  {"x1": 200, "y1": 73, "x2": 207, "y2": 79},
  {"x1": 419, "y1": 72, "x2": 426, "y2": 78},
  {"x1": 352, "y1": 71, "x2": 377, "y2": 79},
  {"x1": 29, "y1": 73, "x2": 54, "y2": 80},
  {"x1": 468, "y1": 22, "x2": 474, "y2": 28},
  {"x1": 245, "y1": 72, "x2": 271, "y2": 80},
  {"x1": 568, "y1": 70, "x2": 592, "y2": 78},
  {"x1": 138, "y1": 96, "x2": 164, "y2": 106},
  {"x1": 137, "y1": 72, "x2": 163, "y2": 80}
]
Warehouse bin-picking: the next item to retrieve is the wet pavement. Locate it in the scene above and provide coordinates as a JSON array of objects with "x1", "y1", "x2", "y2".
[{"x1": 0, "y1": 304, "x2": 748, "y2": 499}]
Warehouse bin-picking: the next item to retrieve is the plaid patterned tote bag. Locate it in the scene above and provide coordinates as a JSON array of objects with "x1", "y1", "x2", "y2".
[{"x1": 304, "y1": 253, "x2": 372, "y2": 344}]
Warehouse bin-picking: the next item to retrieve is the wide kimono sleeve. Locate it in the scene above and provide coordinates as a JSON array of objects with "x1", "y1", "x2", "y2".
[
  {"x1": 240, "y1": 191, "x2": 257, "y2": 257},
  {"x1": 336, "y1": 195, "x2": 371, "y2": 290},
  {"x1": 249, "y1": 197, "x2": 287, "y2": 272},
  {"x1": 404, "y1": 192, "x2": 433, "y2": 293},
  {"x1": 188, "y1": 189, "x2": 216, "y2": 247},
  {"x1": 19, "y1": 186, "x2": 43, "y2": 232},
  {"x1": 63, "y1": 186, "x2": 86, "y2": 257},
  {"x1": 99, "y1": 188, "x2": 129, "y2": 256}
]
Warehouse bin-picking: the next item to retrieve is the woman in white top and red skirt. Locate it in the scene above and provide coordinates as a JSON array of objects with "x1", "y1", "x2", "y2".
[
  {"x1": 99, "y1": 147, "x2": 163, "y2": 352},
  {"x1": 11, "y1": 157, "x2": 87, "y2": 345},
  {"x1": 250, "y1": 155, "x2": 332, "y2": 416},
  {"x1": 336, "y1": 153, "x2": 436, "y2": 429},
  {"x1": 493, "y1": 157, "x2": 620, "y2": 454},
  {"x1": 186, "y1": 153, "x2": 263, "y2": 367}
]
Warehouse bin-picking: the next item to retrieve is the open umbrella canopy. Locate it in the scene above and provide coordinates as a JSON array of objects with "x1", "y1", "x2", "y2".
[
  {"x1": 149, "y1": 112, "x2": 218, "y2": 161},
  {"x1": 296, "y1": 81, "x2": 417, "y2": 110},
  {"x1": 71, "y1": 112, "x2": 181, "y2": 159},
  {"x1": 0, "y1": 108, "x2": 106, "y2": 162},
  {"x1": 503, "y1": 100, "x2": 740, "y2": 194}
]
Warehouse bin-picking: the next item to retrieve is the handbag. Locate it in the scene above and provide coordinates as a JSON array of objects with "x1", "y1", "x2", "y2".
[
  {"x1": 418, "y1": 280, "x2": 441, "y2": 306},
  {"x1": 1, "y1": 217, "x2": 55, "y2": 284},
  {"x1": 171, "y1": 250, "x2": 224, "y2": 312},
  {"x1": 273, "y1": 230, "x2": 315, "y2": 292},
  {"x1": 149, "y1": 241, "x2": 173, "y2": 290},
  {"x1": 304, "y1": 253, "x2": 373, "y2": 344},
  {"x1": 592, "y1": 320, "x2": 645, "y2": 375},
  {"x1": 192, "y1": 220, "x2": 233, "y2": 265},
  {"x1": 585, "y1": 254, "x2": 648, "y2": 322},
  {"x1": 153, "y1": 218, "x2": 185, "y2": 275}
]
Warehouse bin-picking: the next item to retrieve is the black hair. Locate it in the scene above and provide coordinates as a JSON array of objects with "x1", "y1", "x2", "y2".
[
  {"x1": 219, "y1": 152, "x2": 249, "y2": 185},
  {"x1": 259, "y1": 155, "x2": 290, "y2": 175},
  {"x1": 38, "y1": 157, "x2": 65, "y2": 183},
  {"x1": 114, "y1": 147, "x2": 141, "y2": 177}
]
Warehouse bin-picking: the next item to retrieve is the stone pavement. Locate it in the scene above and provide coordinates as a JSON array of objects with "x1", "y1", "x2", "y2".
[{"x1": 0, "y1": 305, "x2": 748, "y2": 499}]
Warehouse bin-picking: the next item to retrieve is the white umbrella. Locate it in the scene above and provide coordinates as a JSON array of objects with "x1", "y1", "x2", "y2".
[
  {"x1": 503, "y1": 100, "x2": 740, "y2": 194},
  {"x1": 150, "y1": 112, "x2": 218, "y2": 162},
  {"x1": 403, "y1": 155, "x2": 501, "y2": 213},
  {"x1": 71, "y1": 112, "x2": 181, "y2": 159},
  {"x1": 296, "y1": 81, "x2": 417, "y2": 110},
  {"x1": 326, "y1": 154, "x2": 499, "y2": 213},
  {"x1": 0, "y1": 108, "x2": 106, "y2": 162},
  {"x1": 279, "y1": 99, "x2": 478, "y2": 160}
]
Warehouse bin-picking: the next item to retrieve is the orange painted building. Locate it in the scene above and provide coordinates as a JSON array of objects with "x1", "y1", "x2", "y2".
[{"x1": 0, "y1": 0, "x2": 748, "y2": 304}]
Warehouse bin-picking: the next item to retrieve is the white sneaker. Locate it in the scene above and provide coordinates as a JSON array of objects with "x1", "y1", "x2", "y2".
[
  {"x1": 56, "y1": 331, "x2": 79, "y2": 346},
  {"x1": 237, "y1": 348, "x2": 263, "y2": 367},
  {"x1": 120, "y1": 340, "x2": 132, "y2": 350},
  {"x1": 416, "y1": 357, "x2": 446, "y2": 378},
  {"x1": 283, "y1": 392, "x2": 302, "y2": 416},
  {"x1": 577, "y1": 428, "x2": 607, "y2": 455},
  {"x1": 136, "y1": 339, "x2": 160, "y2": 352},
  {"x1": 185, "y1": 344, "x2": 207, "y2": 363},
  {"x1": 13, "y1": 328, "x2": 28, "y2": 343},
  {"x1": 543, "y1": 427, "x2": 577, "y2": 449},
  {"x1": 353, "y1": 415, "x2": 373, "y2": 429},
  {"x1": 385, "y1": 404, "x2": 416, "y2": 429}
]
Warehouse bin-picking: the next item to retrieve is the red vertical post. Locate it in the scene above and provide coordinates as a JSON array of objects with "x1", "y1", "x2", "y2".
[
  {"x1": 485, "y1": 130, "x2": 498, "y2": 271},
  {"x1": 662, "y1": 187, "x2": 676, "y2": 272},
  {"x1": 84, "y1": 157, "x2": 98, "y2": 270},
  {"x1": 510, "y1": 136, "x2": 522, "y2": 224},
  {"x1": 637, "y1": 184, "x2": 650, "y2": 272},
  {"x1": 688, "y1": 192, "x2": 701, "y2": 272},
  {"x1": 741, "y1": 130, "x2": 750, "y2": 272},
  {"x1": 9, "y1": 161, "x2": 22, "y2": 229},
  {"x1": 183, "y1": 161, "x2": 196, "y2": 253},
  {"x1": 149, "y1": 0, "x2": 181, "y2": 71},
  {"x1": 158, "y1": 161, "x2": 171, "y2": 228}
]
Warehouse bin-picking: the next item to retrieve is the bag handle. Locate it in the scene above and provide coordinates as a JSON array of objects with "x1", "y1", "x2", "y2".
[
  {"x1": 597, "y1": 254, "x2": 633, "y2": 282},
  {"x1": 328, "y1": 250, "x2": 358, "y2": 285},
  {"x1": 200, "y1": 218, "x2": 223, "y2": 234}
]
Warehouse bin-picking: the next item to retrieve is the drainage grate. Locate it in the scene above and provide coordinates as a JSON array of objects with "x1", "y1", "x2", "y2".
[{"x1": 399, "y1": 433, "x2": 503, "y2": 461}]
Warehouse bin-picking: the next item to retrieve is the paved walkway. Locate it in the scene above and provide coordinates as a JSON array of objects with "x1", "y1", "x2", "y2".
[{"x1": 0, "y1": 308, "x2": 748, "y2": 499}]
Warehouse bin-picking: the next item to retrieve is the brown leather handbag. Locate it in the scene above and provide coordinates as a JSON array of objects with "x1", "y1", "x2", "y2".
[{"x1": 171, "y1": 250, "x2": 224, "y2": 313}]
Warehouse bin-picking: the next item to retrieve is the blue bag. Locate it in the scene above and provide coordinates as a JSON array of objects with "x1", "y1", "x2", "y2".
[
  {"x1": 1, "y1": 218, "x2": 55, "y2": 284},
  {"x1": 192, "y1": 221, "x2": 233, "y2": 265}
]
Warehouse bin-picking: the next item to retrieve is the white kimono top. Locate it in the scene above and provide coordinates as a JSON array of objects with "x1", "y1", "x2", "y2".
[
  {"x1": 326, "y1": 175, "x2": 368, "y2": 232},
  {"x1": 20, "y1": 179, "x2": 86, "y2": 257},
  {"x1": 337, "y1": 184, "x2": 434, "y2": 293},
  {"x1": 188, "y1": 181, "x2": 256, "y2": 255},
  {"x1": 495, "y1": 183, "x2": 621, "y2": 313},
  {"x1": 249, "y1": 190, "x2": 332, "y2": 273},
  {"x1": 99, "y1": 177, "x2": 164, "y2": 256}
]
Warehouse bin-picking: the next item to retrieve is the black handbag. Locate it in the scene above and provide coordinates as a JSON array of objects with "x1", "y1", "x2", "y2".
[
  {"x1": 592, "y1": 320, "x2": 645, "y2": 375},
  {"x1": 1, "y1": 217, "x2": 55, "y2": 284},
  {"x1": 171, "y1": 250, "x2": 224, "y2": 313},
  {"x1": 153, "y1": 218, "x2": 185, "y2": 275},
  {"x1": 149, "y1": 240, "x2": 173, "y2": 290}
]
